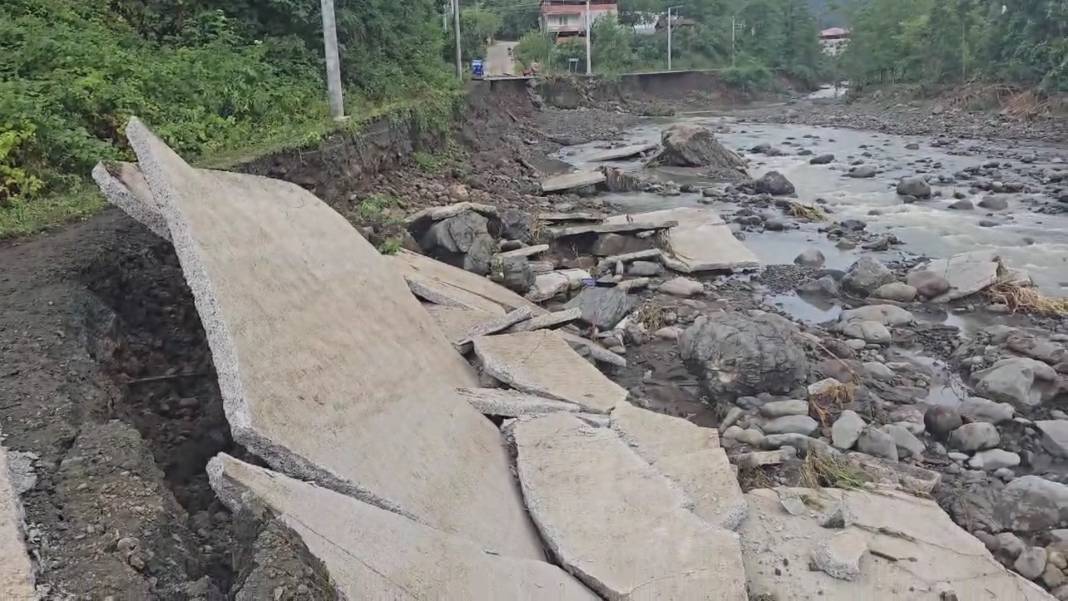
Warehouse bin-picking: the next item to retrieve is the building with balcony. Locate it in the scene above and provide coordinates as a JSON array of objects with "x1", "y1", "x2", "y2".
[{"x1": 540, "y1": 0, "x2": 619, "y2": 39}]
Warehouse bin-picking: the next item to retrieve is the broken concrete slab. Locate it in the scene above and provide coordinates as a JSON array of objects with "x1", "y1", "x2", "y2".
[
  {"x1": 209, "y1": 454, "x2": 596, "y2": 600},
  {"x1": 600, "y1": 248, "x2": 662, "y2": 265},
  {"x1": 913, "y1": 250, "x2": 1004, "y2": 303},
  {"x1": 611, "y1": 402, "x2": 747, "y2": 530},
  {"x1": 424, "y1": 304, "x2": 500, "y2": 343},
  {"x1": 495, "y1": 244, "x2": 550, "y2": 260},
  {"x1": 558, "y1": 331, "x2": 628, "y2": 368},
  {"x1": 547, "y1": 219, "x2": 678, "y2": 239},
  {"x1": 92, "y1": 161, "x2": 170, "y2": 241},
  {"x1": 403, "y1": 201, "x2": 498, "y2": 225},
  {"x1": 538, "y1": 211, "x2": 605, "y2": 223},
  {"x1": 0, "y1": 442, "x2": 36, "y2": 601},
  {"x1": 454, "y1": 307, "x2": 533, "y2": 353},
  {"x1": 458, "y1": 387, "x2": 583, "y2": 417},
  {"x1": 740, "y1": 486, "x2": 1052, "y2": 600},
  {"x1": 506, "y1": 307, "x2": 582, "y2": 333},
  {"x1": 607, "y1": 208, "x2": 760, "y2": 272},
  {"x1": 541, "y1": 170, "x2": 606, "y2": 193},
  {"x1": 511, "y1": 413, "x2": 748, "y2": 601},
  {"x1": 115, "y1": 118, "x2": 542, "y2": 560},
  {"x1": 473, "y1": 331, "x2": 628, "y2": 413},
  {"x1": 1036, "y1": 420, "x2": 1068, "y2": 458},
  {"x1": 391, "y1": 249, "x2": 543, "y2": 316},
  {"x1": 587, "y1": 142, "x2": 659, "y2": 162}
]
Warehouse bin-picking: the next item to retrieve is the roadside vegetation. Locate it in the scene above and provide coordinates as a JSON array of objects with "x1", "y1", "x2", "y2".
[{"x1": 0, "y1": 0, "x2": 455, "y2": 237}]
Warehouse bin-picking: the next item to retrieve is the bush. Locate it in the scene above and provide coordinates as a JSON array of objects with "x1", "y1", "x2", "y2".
[
  {"x1": 515, "y1": 31, "x2": 554, "y2": 70},
  {"x1": 720, "y1": 59, "x2": 774, "y2": 94}
]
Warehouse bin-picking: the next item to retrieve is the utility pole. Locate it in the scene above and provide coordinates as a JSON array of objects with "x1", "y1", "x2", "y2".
[
  {"x1": 731, "y1": 15, "x2": 737, "y2": 67},
  {"x1": 320, "y1": 0, "x2": 345, "y2": 120},
  {"x1": 585, "y1": 0, "x2": 592, "y2": 74},
  {"x1": 454, "y1": 0, "x2": 462, "y2": 79},
  {"x1": 667, "y1": 6, "x2": 681, "y2": 71}
]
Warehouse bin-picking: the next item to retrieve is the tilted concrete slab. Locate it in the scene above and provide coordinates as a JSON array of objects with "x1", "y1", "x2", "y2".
[
  {"x1": 92, "y1": 161, "x2": 170, "y2": 240},
  {"x1": 404, "y1": 201, "x2": 498, "y2": 225},
  {"x1": 913, "y1": 250, "x2": 1004, "y2": 303},
  {"x1": 208, "y1": 454, "x2": 597, "y2": 600},
  {"x1": 0, "y1": 443, "x2": 36, "y2": 601},
  {"x1": 558, "y1": 331, "x2": 628, "y2": 368},
  {"x1": 506, "y1": 307, "x2": 582, "y2": 333},
  {"x1": 740, "y1": 486, "x2": 1054, "y2": 600},
  {"x1": 473, "y1": 331, "x2": 628, "y2": 413},
  {"x1": 610, "y1": 402, "x2": 748, "y2": 530},
  {"x1": 547, "y1": 219, "x2": 678, "y2": 239},
  {"x1": 511, "y1": 413, "x2": 748, "y2": 601},
  {"x1": 114, "y1": 118, "x2": 542, "y2": 559},
  {"x1": 607, "y1": 208, "x2": 760, "y2": 272},
  {"x1": 587, "y1": 142, "x2": 659, "y2": 162},
  {"x1": 496, "y1": 244, "x2": 550, "y2": 260},
  {"x1": 390, "y1": 249, "x2": 544, "y2": 315},
  {"x1": 458, "y1": 387, "x2": 583, "y2": 417},
  {"x1": 424, "y1": 304, "x2": 500, "y2": 343},
  {"x1": 541, "y1": 170, "x2": 606, "y2": 193}
]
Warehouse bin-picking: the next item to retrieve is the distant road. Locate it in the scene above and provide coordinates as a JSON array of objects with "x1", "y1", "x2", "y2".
[{"x1": 486, "y1": 41, "x2": 519, "y2": 77}]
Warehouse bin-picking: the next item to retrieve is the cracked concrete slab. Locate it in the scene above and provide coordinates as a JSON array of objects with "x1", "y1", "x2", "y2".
[
  {"x1": 208, "y1": 454, "x2": 597, "y2": 600},
  {"x1": 606, "y1": 208, "x2": 760, "y2": 273},
  {"x1": 511, "y1": 413, "x2": 748, "y2": 601},
  {"x1": 1, "y1": 441, "x2": 35, "y2": 601},
  {"x1": 458, "y1": 387, "x2": 583, "y2": 417},
  {"x1": 92, "y1": 161, "x2": 170, "y2": 241},
  {"x1": 473, "y1": 331, "x2": 628, "y2": 413},
  {"x1": 610, "y1": 402, "x2": 747, "y2": 530},
  {"x1": 390, "y1": 249, "x2": 544, "y2": 315},
  {"x1": 740, "y1": 486, "x2": 1054, "y2": 600},
  {"x1": 110, "y1": 118, "x2": 543, "y2": 560}
]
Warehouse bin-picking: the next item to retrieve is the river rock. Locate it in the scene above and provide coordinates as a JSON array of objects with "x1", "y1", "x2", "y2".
[
  {"x1": 1018, "y1": 548, "x2": 1049, "y2": 583},
  {"x1": 924, "y1": 405, "x2": 963, "y2": 439},
  {"x1": 832, "y1": 410, "x2": 866, "y2": 450},
  {"x1": 882, "y1": 424, "x2": 925, "y2": 458},
  {"x1": 840, "y1": 304, "x2": 914, "y2": 326},
  {"x1": 847, "y1": 165, "x2": 877, "y2": 178},
  {"x1": 760, "y1": 399, "x2": 810, "y2": 418},
  {"x1": 762, "y1": 415, "x2": 819, "y2": 436},
  {"x1": 857, "y1": 427, "x2": 899, "y2": 462},
  {"x1": 959, "y1": 397, "x2": 1015, "y2": 424},
  {"x1": 680, "y1": 312, "x2": 809, "y2": 400},
  {"x1": 420, "y1": 211, "x2": 497, "y2": 275},
  {"x1": 652, "y1": 124, "x2": 748, "y2": 174},
  {"x1": 1036, "y1": 420, "x2": 1068, "y2": 457},
  {"x1": 948, "y1": 422, "x2": 1000, "y2": 452},
  {"x1": 841, "y1": 256, "x2": 895, "y2": 296},
  {"x1": 974, "y1": 357, "x2": 1058, "y2": 407},
  {"x1": 979, "y1": 195, "x2": 1010, "y2": 210},
  {"x1": 627, "y1": 260, "x2": 662, "y2": 277},
  {"x1": 755, "y1": 171, "x2": 795, "y2": 196},
  {"x1": 659, "y1": 277, "x2": 703, "y2": 297},
  {"x1": 872, "y1": 282, "x2": 917, "y2": 302},
  {"x1": 798, "y1": 275, "x2": 838, "y2": 296},
  {"x1": 998, "y1": 476, "x2": 1068, "y2": 531},
  {"x1": 565, "y1": 286, "x2": 636, "y2": 330},
  {"x1": 794, "y1": 248, "x2": 826, "y2": 267},
  {"x1": 499, "y1": 208, "x2": 535, "y2": 243},
  {"x1": 863, "y1": 362, "x2": 894, "y2": 381},
  {"x1": 906, "y1": 270, "x2": 952, "y2": 299},
  {"x1": 897, "y1": 176, "x2": 932, "y2": 198},
  {"x1": 810, "y1": 153, "x2": 835, "y2": 165},
  {"x1": 949, "y1": 199, "x2": 975, "y2": 210},
  {"x1": 490, "y1": 256, "x2": 535, "y2": 293},
  {"x1": 968, "y1": 449, "x2": 1021, "y2": 471},
  {"x1": 839, "y1": 320, "x2": 891, "y2": 344}
]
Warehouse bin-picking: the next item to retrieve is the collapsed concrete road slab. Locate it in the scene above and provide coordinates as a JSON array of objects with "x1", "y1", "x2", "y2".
[
  {"x1": 511, "y1": 413, "x2": 748, "y2": 601},
  {"x1": 587, "y1": 142, "x2": 659, "y2": 162},
  {"x1": 606, "y1": 208, "x2": 760, "y2": 272},
  {"x1": 541, "y1": 170, "x2": 606, "y2": 193},
  {"x1": 390, "y1": 249, "x2": 544, "y2": 316},
  {"x1": 107, "y1": 118, "x2": 543, "y2": 559},
  {"x1": 610, "y1": 402, "x2": 748, "y2": 530},
  {"x1": 423, "y1": 304, "x2": 500, "y2": 343},
  {"x1": 473, "y1": 331, "x2": 628, "y2": 413},
  {"x1": 92, "y1": 161, "x2": 170, "y2": 241},
  {"x1": 0, "y1": 443, "x2": 36, "y2": 601},
  {"x1": 740, "y1": 486, "x2": 1054, "y2": 600},
  {"x1": 209, "y1": 454, "x2": 598, "y2": 600}
]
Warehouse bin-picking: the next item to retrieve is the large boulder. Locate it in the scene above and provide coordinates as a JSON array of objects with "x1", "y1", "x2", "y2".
[
  {"x1": 565, "y1": 286, "x2": 637, "y2": 330},
  {"x1": 754, "y1": 171, "x2": 796, "y2": 196},
  {"x1": 419, "y1": 211, "x2": 497, "y2": 275},
  {"x1": 651, "y1": 125, "x2": 748, "y2": 177},
  {"x1": 974, "y1": 357, "x2": 1059, "y2": 407},
  {"x1": 490, "y1": 256, "x2": 535, "y2": 293},
  {"x1": 896, "y1": 176, "x2": 932, "y2": 199},
  {"x1": 997, "y1": 476, "x2": 1068, "y2": 532},
  {"x1": 680, "y1": 312, "x2": 808, "y2": 400},
  {"x1": 841, "y1": 256, "x2": 896, "y2": 296}
]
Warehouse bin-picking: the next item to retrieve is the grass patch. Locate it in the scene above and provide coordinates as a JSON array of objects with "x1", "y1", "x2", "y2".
[
  {"x1": 377, "y1": 238, "x2": 403, "y2": 255},
  {"x1": 787, "y1": 201, "x2": 825, "y2": 221},
  {"x1": 985, "y1": 282, "x2": 1068, "y2": 316},
  {"x1": 800, "y1": 453, "x2": 870, "y2": 490},
  {"x1": 0, "y1": 182, "x2": 105, "y2": 239},
  {"x1": 357, "y1": 194, "x2": 402, "y2": 222}
]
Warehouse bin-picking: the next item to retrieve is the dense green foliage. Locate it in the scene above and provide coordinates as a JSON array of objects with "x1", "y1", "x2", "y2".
[
  {"x1": 446, "y1": 7, "x2": 503, "y2": 63},
  {"x1": 0, "y1": 0, "x2": 454, "y2": 230},
  {"x1": 844, "y1": 0, "x2": 1067, "y2": 92}
]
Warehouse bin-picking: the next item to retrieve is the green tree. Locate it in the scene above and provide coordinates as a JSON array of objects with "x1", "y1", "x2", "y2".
[
  {"x1": 592, "y1": 18, "x2": 636, "y2": 74},
  {"x1": 515, "y1": 31, "x2": 554, "y2": 69}
]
